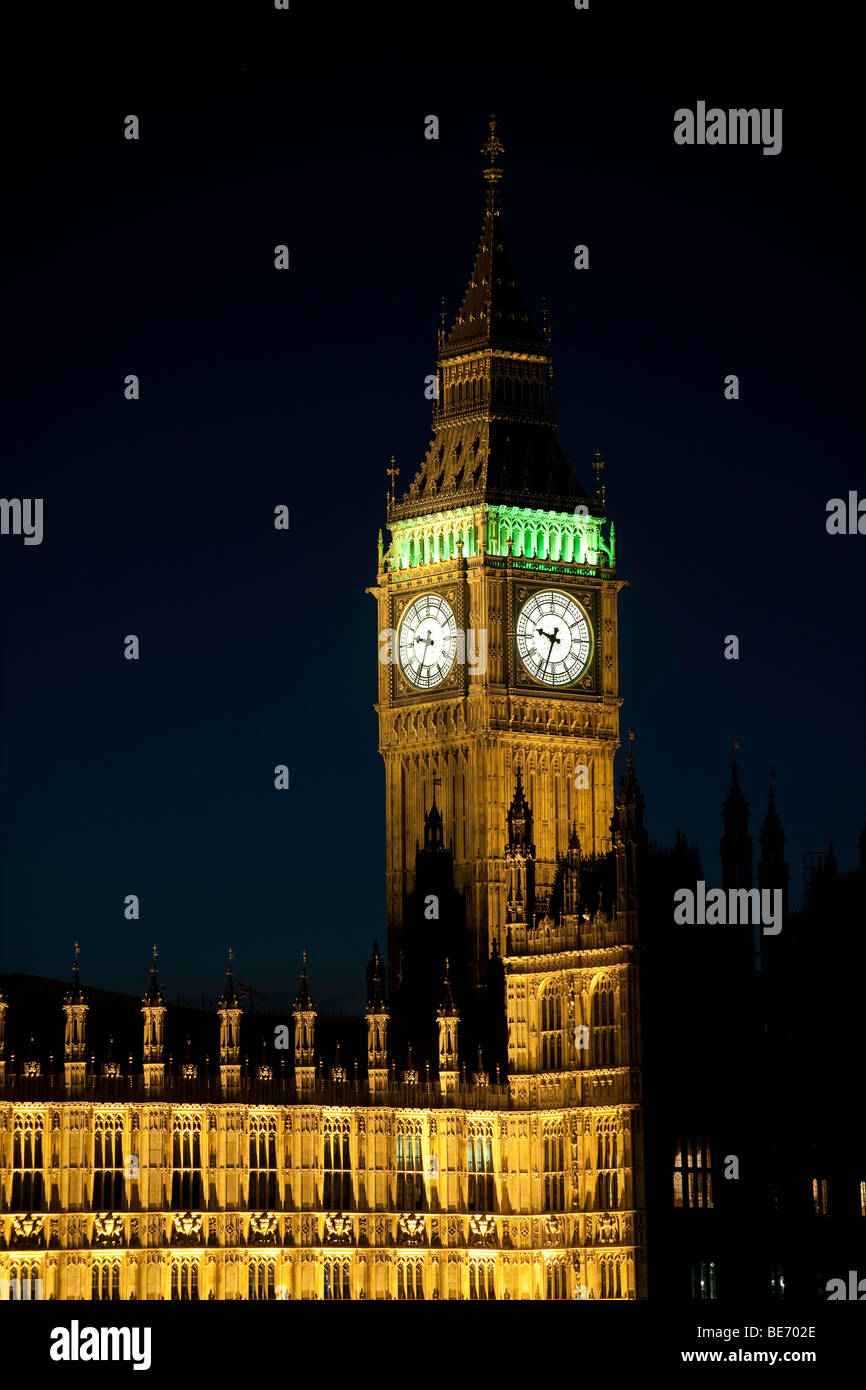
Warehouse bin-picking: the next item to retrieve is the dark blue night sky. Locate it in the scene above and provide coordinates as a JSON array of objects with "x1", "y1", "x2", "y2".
[{"x1": 2, "y1": 10, "x2": 863, "y2": 1014}]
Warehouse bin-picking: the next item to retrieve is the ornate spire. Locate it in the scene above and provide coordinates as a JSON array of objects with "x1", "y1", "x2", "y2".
[
  {"x1": 145, "y1": 944, "x2": 164, "y2": 1004},
  {"x1": 481, "y1": 111, "x2": 505, "y2": 214},
  {"x1": 442, "y1": 117, "x2": 544, "y2": 361},
  {"x1": 507, "y1": 767, "x2": 533, "y2": 848},
  {"x1": 219, "y1": 948, "x2": 240, "y2": 1009},
  {"x1": 392, "y1": 119, "x2": 591, "y2": 520},
  {"x1": 64, "y1": 942, "x2": 85, "y2": 1004},
  {"x1": 366, "y1": 940, "x2": 387, "y2": 1011},
  {"x1": 423, "y1": 784, "x2": 445, "y2": 852},
  {"x1": 437, "y1": 958, "x2": 458, "y2": 1016},
  {"x1": 294, "y1": 951, "x2": 313, "y2": 1012}
]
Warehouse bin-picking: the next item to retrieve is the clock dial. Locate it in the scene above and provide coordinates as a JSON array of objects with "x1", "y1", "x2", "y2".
[
  {"x1": 516, "y1": 589, "x2": 593, "y2": 687},
  {"x1": 398, "y1": 594, "x2": 458, "y2": 689}
]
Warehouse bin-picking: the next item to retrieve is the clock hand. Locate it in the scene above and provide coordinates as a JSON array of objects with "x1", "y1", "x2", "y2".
[
  {"x1": 416, "y1": 627, "x2": 436, "y2": 666},
  {"x1": 538, "y1": 625, "x2": 561, "y2": 680}
]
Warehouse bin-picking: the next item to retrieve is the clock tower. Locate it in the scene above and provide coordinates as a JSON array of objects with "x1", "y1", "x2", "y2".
[{"x1": 372, "y1": 119, "x2": 623, "y2": 995}]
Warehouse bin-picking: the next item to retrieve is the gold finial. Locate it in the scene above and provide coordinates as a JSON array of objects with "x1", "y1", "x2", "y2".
[
  {"x1": 386, "y1": 456, "x2": 400, "y2": 511},
  {"x1": 302, "y1": 949, "x2": 307, "y2": 967},
  {"x1": 481, "y1": 112, "x2": 505, "y2": 210},
  {"x1": 628, "y1": 729, "x2": 635, "y2": 743},
  {"x1": 592, "y1": 448, "x2": 606, "y2": 505},
  {"x1": 481, "y1": 112, "x2": 505, "y2": 166},
  {"x1": 732, "y1": 738, "x2": 740, "y2": 752},
  {"x1": 541, "y1": 296, "x2": 551, "y2": 343},
  {"x1": 152, "y1": 944, "x2": 158, "y2": 961}
]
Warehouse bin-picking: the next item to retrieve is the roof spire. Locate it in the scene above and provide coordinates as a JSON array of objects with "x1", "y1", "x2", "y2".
[
  {"x1": 294, "y1": 951, "x2": 314, "y2": 1011},
  {"x1": 438, "y1": 958, "x2": 458, "y2": 1015},
  {"x1": 146, "y1": 944, "x2": 164, "y2": 1004},
  {"x1": 481, "y1": 111, "x2": 505, "y2": 214},
  {"x1": 219, "y1": 947, "x2": 239, "y2": 1009}
]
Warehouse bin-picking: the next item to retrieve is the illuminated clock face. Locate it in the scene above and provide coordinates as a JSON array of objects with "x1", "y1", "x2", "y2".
[
  {"x1": 516, "y1": 589, "x2": 593, "y2": 687},
  {"x1": 398, "y1": 594, "x2": 458, "y2": 689}
]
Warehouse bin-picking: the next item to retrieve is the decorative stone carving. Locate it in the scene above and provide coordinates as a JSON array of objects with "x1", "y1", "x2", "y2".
[
  {"x1": 94, "y1": 1214, "x2": 124, "y2": 1248},
  {"x1": 469, "y1": 1214, "x2": 497, "y2": 1248},
  {"x1": 398, "y1": 1213, "x2": 426, "y2": 1247},
  {"x1": 172, "y1": 1212, "x2": 203, "y2": 1245},
  {"x1": 12, "y1": 1214, "x2": 44, "y2": 1248},
  {"x1": 324, "y1": 1214, "x2": 353, "y2": 1246}
]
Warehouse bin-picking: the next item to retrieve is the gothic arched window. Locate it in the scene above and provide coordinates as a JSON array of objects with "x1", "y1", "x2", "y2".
[
  {"x1": 540, "y1": 987, "x2": 563, "y2": 1070},
  {"x1": 591, "y1": 978, "x2": 616, "y2": 1066}
]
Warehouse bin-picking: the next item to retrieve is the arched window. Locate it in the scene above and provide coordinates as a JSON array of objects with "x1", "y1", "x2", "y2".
[
  {"x1": 673, "y1": 1136, "x2": 713, "y2": 1209},
  {"x1": 591, "y1": 978, "x2": 616, "y2": 1066},
  {"x1": 11, "y1": 1115, "x2": 44, "y2": 1211},
  {"x1": 396, "y1": 1123, "x2": 425, "y2": 1211},
  {"x1": 543, "y1": 1126, "x2": 565, "y2": 1211},
  {"x1": 540, "y1": 987, "x2": 563, "y2": 1069},
  {"x1": 323, "y1": 1120, "x2": 352, "y2": 1211},
  {"x1": 248, "y1": 1116, "x2": 278, "y2": 1210},
  {"x1": 467, "y1": 1126, "x2": 496, "y2": 1212},
  {"x1": 171, "y1": 1116, "x2": 203, "y2": 1210}
]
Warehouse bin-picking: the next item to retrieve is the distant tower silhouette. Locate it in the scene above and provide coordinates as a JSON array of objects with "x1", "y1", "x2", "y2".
[
  {"x1": 758, "y1": 778, "x2": 789, "y2": 920},
  {"x1": 720, "y1": 754, "x2": 753, "y2": 890}
]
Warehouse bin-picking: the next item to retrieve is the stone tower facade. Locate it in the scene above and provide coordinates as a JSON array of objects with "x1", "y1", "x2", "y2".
[{"x1": 370, "y1": 118, "x2": 623, "y2": 991}]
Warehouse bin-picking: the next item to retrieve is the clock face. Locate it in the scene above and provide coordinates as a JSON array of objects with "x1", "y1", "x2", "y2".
[
  {"x1": 516, "y1": 589, "x2": 593, "y2": 687},
  {"x1": 398, "y1": 593, "x2": 458, "y2": 689}
]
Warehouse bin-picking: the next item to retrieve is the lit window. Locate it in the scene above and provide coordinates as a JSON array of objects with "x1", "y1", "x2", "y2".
[
  {"x1": 543, "y1": 1126, "x2": 566, "y2": 1211},
  {"x1": 323, "y1": 1259, "x2": 351, "y2": 1301},
  {"x1": 591, "y1": 979, "x2": 616, "y2": 1066},
  {"x1": 93, "y1": 1114, "x2": 125, "y2": 1210},
  {"x1": 323, "y1": 1120, "x2": 352, "y2": 1211},
  {"x1": 396, "y1": 1124, "x2": 425, "y2": 1211},
  {"x1": 469, "y1": 1261, "x2": 496, "y2": 1301},
  {"x1": 248, "y1": 1259, "x2": 276, "y2": 1301},
  {"x1": 467, "y1": 1127, "x2": 496, "y2": 1212},
  {"x1": 248, "y1": 1117, "x2": 278, "y2": 1210},
  {"x1": 673, "y1": 1137, "x2": 712, "y2": 1209},
  {"x1": 691, "y1": 1260, "x2": 717, "y2": 1300},
  {"x1": 540, "y1": 988, "x2": 563, "y2": 1069},
  {"x1": 546, "y1": 1259, "x2": 566, "y2": 1300},
  {"x1": 812, "y1": 1178, "x2": 829, "y2": 1215},
  {"x1": 171, "y1": 1115, "x2": 203, "y2": 1209}
]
